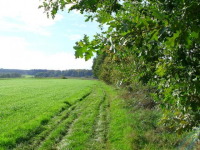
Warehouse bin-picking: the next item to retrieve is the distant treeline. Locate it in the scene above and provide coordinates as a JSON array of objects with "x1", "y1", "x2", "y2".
[
  {"x1": 35, "y1": 69, "x2": 93, "y2": 78},
  {"x1": 0, "y1": 73, "x2": 22, "y2": 78},
  {"x1": 0, "y1": 69, "x2": 93, "y2": 78}
]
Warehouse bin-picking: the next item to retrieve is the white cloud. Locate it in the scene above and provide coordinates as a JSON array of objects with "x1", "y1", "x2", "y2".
[
  {"x1": 65, "y1": 34, "x2": 82, "y2": 41},
  {"x1": 0, "y1": 37, "x2": 93, "y2": 70},
  {"x1": 0, "y1": 0, "x2": 63, "y2": 36},
  {"x1": 67, "y1": 29, "x2": 72, "y2": 32},
  {"x1": 0, "y1": 19, "x2": 51, "y2": 36},
  {"x1": 73, "y1": 23, "x2": 87, "y2": 27}
]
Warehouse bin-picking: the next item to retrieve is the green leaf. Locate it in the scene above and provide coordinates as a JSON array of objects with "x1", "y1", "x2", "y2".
[
  {"x1": 156, "y1": 63, "x2": 166, "y2": 77},
  {"x1": 78, "y1": 42, "x2": 84, "y2": 47},
  {"x1": 190, "y1": 31, "x2": 199, "y2": 39},
  {"x1": 166, "y1": 31, "x2": 180, "y2": 48},
  {"x1": 152, "y1": 9, "x2": 166, "y2": 20},
  {"x1": 150, "y1": 30, "x2": 159, "y2": 41}
]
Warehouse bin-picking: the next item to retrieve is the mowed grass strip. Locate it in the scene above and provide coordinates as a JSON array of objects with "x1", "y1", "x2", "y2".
[
  {"x1": 0, "y1": 78, "x2": 97, "y2": 149},
  {"x1": 57, "y1": 85, "x2": 106, "y2": 150},
  {"x1": 85, "y1": 89, "x2": 109, "y2": 150}
]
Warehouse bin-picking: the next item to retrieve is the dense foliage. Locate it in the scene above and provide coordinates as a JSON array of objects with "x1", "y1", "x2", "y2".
[{"x1": 40, "y1": 0, "x2": 200, "y2": 133}]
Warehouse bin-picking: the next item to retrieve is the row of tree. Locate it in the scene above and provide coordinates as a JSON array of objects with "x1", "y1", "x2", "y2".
[
  {"x1": 0, "y1": 73, "x2": 22, "y2": 78},
  {"x1": 40, "y1": 0, "x2": 200, "y2": 134},
  {"x1": 0, "y1": 69, "x2": 93, "y2": 78},
  {"x1": 35, "y1": 69, "x2": 93, "y2": 78},
  {"x1": 0, "y1": 69, "x2": 56, "y2": 75}
]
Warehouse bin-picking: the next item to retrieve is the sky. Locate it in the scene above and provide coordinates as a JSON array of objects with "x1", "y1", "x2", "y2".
[{"x1": 0, "y1": 0, "x2": 101, "y2": 70}]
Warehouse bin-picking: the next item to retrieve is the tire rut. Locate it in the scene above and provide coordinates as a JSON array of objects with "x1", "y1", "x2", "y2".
[
  {"x1": 14, "y1": 91, "x2": 92, "y2": 150},
  {"x1": 38, "y1": 89, "x2": 95, "y2": 150},
  {"x1": 86, "y1": 89, "x2": 110, "y2": 150},
  {"x1": 56, "y1": 86, "x2": 104, "y2": 150}
]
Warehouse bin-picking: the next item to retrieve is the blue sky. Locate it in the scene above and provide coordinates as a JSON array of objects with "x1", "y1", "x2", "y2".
[{"x1": 0, "y1": 0, "x2": 101, "y2": 70}]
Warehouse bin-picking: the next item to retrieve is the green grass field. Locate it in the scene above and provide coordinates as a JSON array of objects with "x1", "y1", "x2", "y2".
[
  {"x1": 0, "y1": 79, "x2": 96, "y2": 149},
  {"x1": 0, "y1": 78, "x2": 185, "y2": 149},
  {"x1": 0, "y1": 78, "x2": 133, "y2": 149}
]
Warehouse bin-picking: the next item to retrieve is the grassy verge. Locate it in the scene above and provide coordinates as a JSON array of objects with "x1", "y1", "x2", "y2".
[
  {"x1": 116, "y1": 83, "x2": 187, "y2": 150},
  {"x1": 102, "y1": 84, "x2": 132, "y2": 150},
  {"x1": 98, "y1": 82, "x2": 187, "y2": 149}
]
